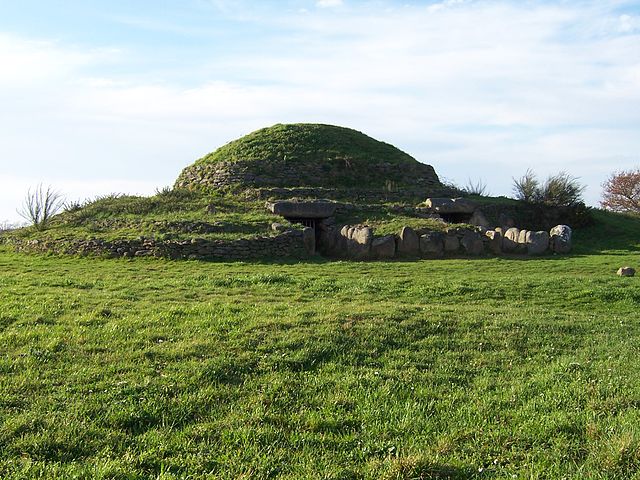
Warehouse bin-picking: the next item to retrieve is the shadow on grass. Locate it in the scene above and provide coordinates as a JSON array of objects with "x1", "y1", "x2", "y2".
[{"x1": 390, "y1": 460, "x2": 493, "y2": 479}]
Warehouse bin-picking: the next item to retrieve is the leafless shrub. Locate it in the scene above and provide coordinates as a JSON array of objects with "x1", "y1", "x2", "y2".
[
  {"x1": 17, "y1": 184, "x2": 64, "y2": 230},
  {"x1": 463, "y1": 178, "x2": 489, "y2": 196}
]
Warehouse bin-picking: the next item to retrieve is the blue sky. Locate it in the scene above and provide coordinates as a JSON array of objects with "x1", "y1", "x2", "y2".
[{"x1": 1, "y1": 0, "x2": 639, "y2": 223}]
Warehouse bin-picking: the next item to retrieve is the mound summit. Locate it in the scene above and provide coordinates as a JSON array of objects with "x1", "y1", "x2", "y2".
[{"x1": 175, "y1": 123, "x2": 445, "y2": 196}]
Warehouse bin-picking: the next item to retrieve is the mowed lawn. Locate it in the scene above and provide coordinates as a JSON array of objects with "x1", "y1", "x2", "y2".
[{"x1": 1, "y1": 222, "x2": 639, "y2": 479}]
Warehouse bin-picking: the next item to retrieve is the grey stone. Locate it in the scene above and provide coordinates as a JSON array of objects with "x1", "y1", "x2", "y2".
[
  {"x1": 424, "y1": 197, "x2": 478, "y2": 214},
  {"x1": 461, "y1": 231, "x2": 484, "y2": 256},
  {"x1": 302, "y1": 227, "x2": 315, "y2": 255},
  {"x1": 516, "y1": 229, "x2": 529, "y2": 253},
  {"x1": 503, "y1": 227, "x2": 520, "y2": 253},
  {"x1": 267, "y1": 200, "x2": 336, "y2": 218},
  {"x1": 371, "y1": 235, "x2": 396, "y2": 259},
  {"x1": 485, "y1": 229, "x2": 503, "y2": 254},
  {"x1": 339, "y1": 225, "x2": 373, "y2": 259},
  {"x1": 550, "y1": 225, "x2": 572, "y2": 253},
  {"x1": 617, "y1": 266, "x2": 636, "y2": 277},
  {"x1": 420, "y1": 232, "x2": 444, "y2": 257},
  {"x1": 444, "y1": 233, "x2": 460, "y2": 253},
  {"x1": 526, "y1": 231, "x2": 550, "y2": 256},
  {"x1": 271, "y1": 222, "x2": 288, "y2": 232},
  {"x1": 397, "y1": 226, "x2": 420, "y2": 256},
  {"x1": 469, "y1": 209, "x2": 490, "y2": 228}
]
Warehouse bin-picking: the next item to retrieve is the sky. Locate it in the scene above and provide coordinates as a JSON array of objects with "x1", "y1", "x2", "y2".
[{"x1": 1, "y1": 0, "x2": 639, "y2": 224}]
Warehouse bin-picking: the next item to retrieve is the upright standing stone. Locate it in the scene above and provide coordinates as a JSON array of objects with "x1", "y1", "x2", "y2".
[
  {"x1": 420, "y1": 232, "x2": 445, "y2": 257},
  {"x1": 397, "y1": 226, "x2": 420, "y2": 256},
  {"x1": 341, "y1": 225, "x2": 373, "y2": 259},
  {"x1": 371, "y1": 235, "x2": 396, "y2": 259},
  {"x1": 503, "y1": 227, "x2": 520, "y2": 253},
  {"x1": 516, "y1": 229, "x2": 529, "y2": 253},
  {"x1": 550, "y1": 225, "x2": 572, "y2": 253},
  {"x1": 525, "y1": 230, "x2": 550, "y2": 256},
  {"x1": 485, "y1": 229, "x2": 503, "y2": 254},
  {"x1": 444, "y1": 233, "x2": 460, "y2": 253},
  {"x1": 461, "y1": 230, "x2": 484, "y2": 256}
]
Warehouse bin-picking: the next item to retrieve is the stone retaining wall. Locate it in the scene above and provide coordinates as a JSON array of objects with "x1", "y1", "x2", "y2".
[{"x1": 5, "y1": 230, "x2": 308, "y2": 260}]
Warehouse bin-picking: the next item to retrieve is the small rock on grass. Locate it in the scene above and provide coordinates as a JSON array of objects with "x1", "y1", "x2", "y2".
[{"x1": 617, "y1": 266, "x2": 636, "y2": 277}]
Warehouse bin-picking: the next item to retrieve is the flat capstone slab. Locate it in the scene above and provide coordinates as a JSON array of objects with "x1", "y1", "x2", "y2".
[{"x1": 267, "y1": 200, "x2": 337, "y2": 219}]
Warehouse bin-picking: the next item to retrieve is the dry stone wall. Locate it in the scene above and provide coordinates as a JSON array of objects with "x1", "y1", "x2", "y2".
[
  {"x1": 6, "y1": 230, "x2": 309, "y2": 260},
  {"x1": 175, "y1": 160, "x2": 448, "y2": 200}
]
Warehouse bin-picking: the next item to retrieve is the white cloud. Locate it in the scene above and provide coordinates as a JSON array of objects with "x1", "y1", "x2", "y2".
[
  {"x1": 0, "y1": 33, "x2": 120, "y2": 87},
  {"x1": 618, "y1": 13, "x2": 640, "y2": 32},
  {"x1": 1, "y1": 0, "x2": 639, "y2": 221},
  {"x1": 316, "y1": 0, "x2": 343, "y2": 8}
]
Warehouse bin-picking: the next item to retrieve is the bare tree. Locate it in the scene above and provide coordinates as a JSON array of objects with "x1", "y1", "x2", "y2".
[
  {"x1": 601, "y1": 168, "x2": 640, "y2": 213},
  {"x1": 17, "y1": 184, "x2": 64, "y2": 230}
]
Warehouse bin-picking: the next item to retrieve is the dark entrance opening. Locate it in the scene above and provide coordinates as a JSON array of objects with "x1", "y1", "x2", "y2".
[
  {"x1": 284, "y1": 217, "x2": 323, "y2": 244},
  {"x1": 439, "y1": 212, "x2": 473, "y2": 224}
]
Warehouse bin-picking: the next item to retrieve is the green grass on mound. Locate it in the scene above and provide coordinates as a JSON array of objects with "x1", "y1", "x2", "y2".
[
  {"x1": 193, "y1": 124, "x2": 417, "y2": 168},
  {"x1": 1, "y1": 211, "x2": 640, "y2": 478}
]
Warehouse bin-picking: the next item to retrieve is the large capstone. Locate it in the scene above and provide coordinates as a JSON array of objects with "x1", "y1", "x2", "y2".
[{"x1": 267, "y1": 200, "x2": 336, "y2": 219}]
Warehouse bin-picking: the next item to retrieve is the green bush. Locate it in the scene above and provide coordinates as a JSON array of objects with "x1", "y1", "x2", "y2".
[{"x1": 513, "y1": 170, "x2": 585, "y2": 206}]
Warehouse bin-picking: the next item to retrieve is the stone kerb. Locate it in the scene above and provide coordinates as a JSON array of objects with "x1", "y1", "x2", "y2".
[
  {"x1": 8, "y1": 223, "x2": 572, "y2": 262},
  {"x1": 325, "y1": 223, "x2": 571, "y2": 260},
  {"x1": 8, "y1": 229, "x2": 309, "y2": 261}
]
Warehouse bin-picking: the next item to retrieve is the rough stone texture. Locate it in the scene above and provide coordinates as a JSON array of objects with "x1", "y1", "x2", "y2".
[
  {"x1": 318, "y1": 226, "x2": 338, "y2": 255},
  {"x1": 371, "y1": 235, "x2": 396, "y2": 259},
  {"x1": 420, "y1": 232, "x2": 444, "y2": 257},
  {"x1": 515, "y1": 229, "x2": 529, "y2": 253},
  {"x1": 526, "y1": 230, "x2": 550, "y2": 256},
  {"x1": 302, "y1": 227, "x2": 316, "y2": 255},
  {"x1": 503, "y1": 227, "x2": 520, "y2": 253},
  {"x1": 267, "y1": 200, "x2": 336, "y2": 218},
  {"x1": 444, "y1": 233, "x2": 460, "y2": 253},
  {"x1": 397, "y1": 226, "x2": 420, "y2": 256},
  {"x1": 485, "y1": 229, "x2": 503, "y2": 255},
  {"x1": 461, "y1": 231, "x2": 484, "y2": 256},
  {"x1": 8, "y1": 231, "x2": 308, "y2": 260},
  {"x1": 469, "y1": 209, "x2": 490, "y2": 228},
  {"x1": 339, "y1": 225, "x2": 373, "y2": 259},
  {"x1": 174, "y1": 125, "x2": 447, "y2": 200},
  {"x1": 550, "y1": 225, "x2": 573, "y2": 253},
  {"x1": 617, "y1": 266, "x2": 636, "y2": 277},
  {"x1": 271, "y1": 222, "x2": 288, "y2": 232}
]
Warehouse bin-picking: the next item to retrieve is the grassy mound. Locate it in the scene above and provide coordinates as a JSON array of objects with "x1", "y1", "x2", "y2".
[
  {"x1": 175, "y1": 123, "x2": 443, "y2": 191},
  {"x1": 194, "y1": 124, "x2": 416, "y2": 168}
]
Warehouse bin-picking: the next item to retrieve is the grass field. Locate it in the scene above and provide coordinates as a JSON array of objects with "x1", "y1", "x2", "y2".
[{"x1": 1, "y1": 211, "x2": 639, "y2": 479}]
